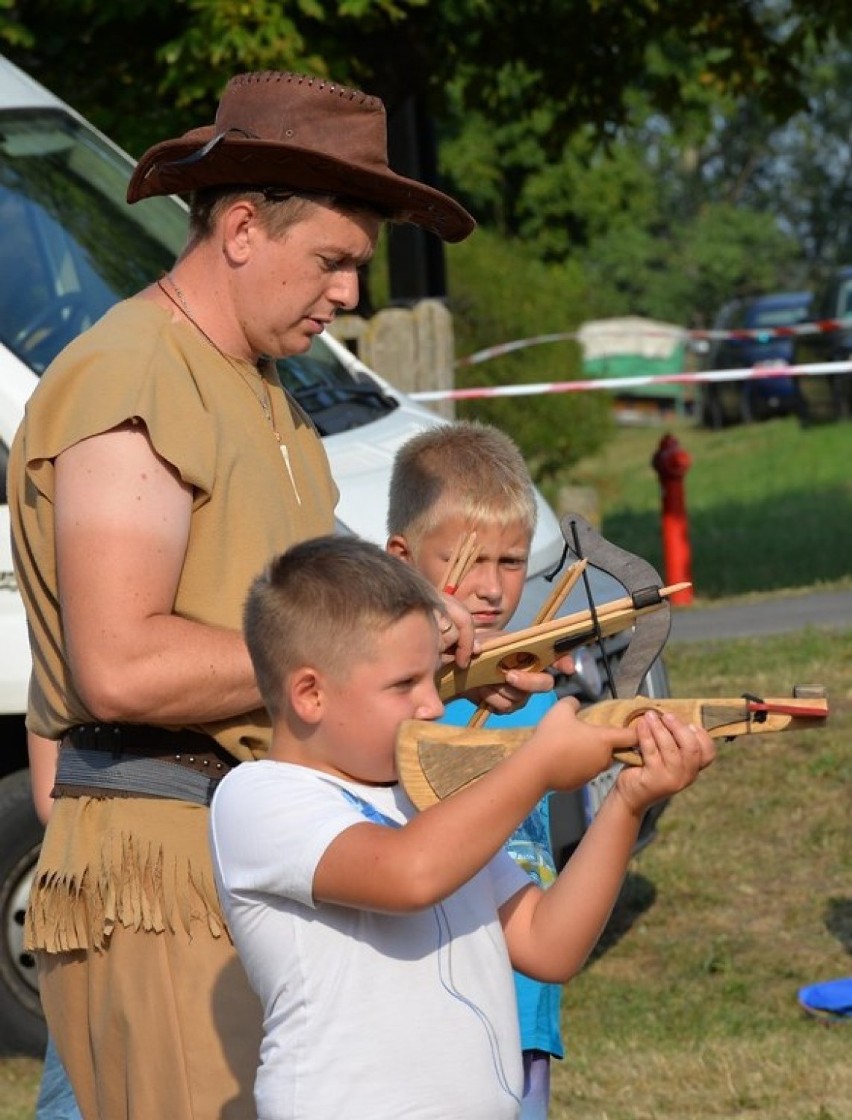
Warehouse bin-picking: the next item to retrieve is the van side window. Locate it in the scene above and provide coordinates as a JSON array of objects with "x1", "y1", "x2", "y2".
[
  {"x1": 0, "y1": 439, "x2": 7, "y2": 505},
  {"x1": 0, "y1": 185, "x2": 52, "y2": 355},
  {"x1": 0, "y1": 109, "x2": 184, "y2": 375}
]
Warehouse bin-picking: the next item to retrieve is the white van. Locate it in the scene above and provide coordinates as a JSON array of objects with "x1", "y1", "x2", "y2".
[{"x1": 0, "y1": 53, "x2": 667, "y2": 1055}]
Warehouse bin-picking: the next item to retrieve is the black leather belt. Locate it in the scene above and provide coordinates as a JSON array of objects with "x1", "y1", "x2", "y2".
[{"x1": 53, "y1": 723, "x2": 239, "y2": 806}]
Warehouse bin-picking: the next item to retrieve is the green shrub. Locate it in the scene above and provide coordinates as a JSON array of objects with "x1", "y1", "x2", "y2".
[{"x1": 446, "y1": 228, "x2": 614, "y2": 492}]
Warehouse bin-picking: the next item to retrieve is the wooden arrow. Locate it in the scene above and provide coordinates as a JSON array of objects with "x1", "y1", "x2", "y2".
[
  {"x1": 398, "y1": 689, "x2": 828, "y2": 810},
  {"x1": 436, "y1": 581, "x2": 690, "y2": 702}
]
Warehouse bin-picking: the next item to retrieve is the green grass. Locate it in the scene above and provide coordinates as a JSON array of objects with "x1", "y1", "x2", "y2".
[
  {"x1": 549, "y1": 416, "x2": 852, "y2": 1117},
  {"x1": 549, "y1": 628, "x2": 852, "y2": 1120},
  {"x1": 0, "y1": 1058, "x2": 40, "y2": 1119},
  {"x1": 561, "y1": 415, "x2": 852, "y2": 598}
]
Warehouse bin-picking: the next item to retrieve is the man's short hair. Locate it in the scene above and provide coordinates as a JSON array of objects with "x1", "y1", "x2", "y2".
[
  {"x1": 244, "y1": 535, "x2": 442, "y2": 718},
  {"x1": 387, "y1": 420, "x2": 538, "y2": 549},
  {"x1": 188, "y1": 186, "x2": 386, "y2": 241}
]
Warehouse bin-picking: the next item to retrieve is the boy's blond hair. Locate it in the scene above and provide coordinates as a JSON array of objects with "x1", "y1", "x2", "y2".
[
  {"x1": 387, "y1": 421, "x2": 537, "y2": 549},
  {"x1": 244, "y1": 535, "x2": 442, "y2": 718}
]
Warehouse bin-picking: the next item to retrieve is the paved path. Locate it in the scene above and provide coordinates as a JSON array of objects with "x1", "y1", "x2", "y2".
[{"x1": 668, "y1": 588, "x2": 852, "y2": 643}]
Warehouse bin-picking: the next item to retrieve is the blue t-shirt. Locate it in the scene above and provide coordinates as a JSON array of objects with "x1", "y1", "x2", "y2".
[{"x1": 440, "y1": 692, "x2": 564, "y2": 1059}]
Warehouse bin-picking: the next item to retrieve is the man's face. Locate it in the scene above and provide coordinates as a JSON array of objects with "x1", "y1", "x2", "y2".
[
  {"x1": 242, "y1": 201, "x2": 379, "y2": 358},
  {"x1": 407, "y1": 514, "x2": 531, "y2": 634}
]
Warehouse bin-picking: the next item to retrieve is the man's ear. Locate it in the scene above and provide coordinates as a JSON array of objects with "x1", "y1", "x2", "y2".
[
  {"x1": 288, "y1": 666, "x2": 324, "y2": 724},
  {"x1": 386, "y1": 535, "x2": 414, "y2": 564},
  {"x1": 221, "y1": 200, "x2": 257, "y2": 266}
]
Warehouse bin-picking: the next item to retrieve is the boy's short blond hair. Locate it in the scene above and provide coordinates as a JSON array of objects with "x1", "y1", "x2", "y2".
[
  {"x1": 387, "y1": 421, "x2": 537, "y2": 548},
  {"x1": 244, "y1": 535, "x2": 442, "y2": 718}
]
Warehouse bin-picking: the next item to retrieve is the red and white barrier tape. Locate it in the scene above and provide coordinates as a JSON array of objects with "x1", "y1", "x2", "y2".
[
  {"x1": 456, "y1": 333, "x2": 580, "y2": 367},
  {"x1": 455, "y1": 318, "x2": 852, "y2": 368},
  {"x1": 410, "y1": 360, "x2": 852, "y2": 403},
  {"x1": 688, "y1": 319, "x2": 850, "y2": 341}
]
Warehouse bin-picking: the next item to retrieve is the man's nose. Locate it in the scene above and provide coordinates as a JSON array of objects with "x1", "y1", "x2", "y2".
[{"x1": 331, "y1": 269, "x2": 359, "y2": 311}]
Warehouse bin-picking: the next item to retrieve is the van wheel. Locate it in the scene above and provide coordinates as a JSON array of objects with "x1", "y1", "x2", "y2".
[{"x1": 0, "y1": 770, "x2": 46, "y2": 1055}]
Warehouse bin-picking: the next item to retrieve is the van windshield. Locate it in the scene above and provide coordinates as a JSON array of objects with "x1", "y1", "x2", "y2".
[
  {"x1": 0, "y1": 108, "x2": 186, "y2": 373},
  {"x1": 275, "y1": 346, "x2": 396, "y2": 436}
]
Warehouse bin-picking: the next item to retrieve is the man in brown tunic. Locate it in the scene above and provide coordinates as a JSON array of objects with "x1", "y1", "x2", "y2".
[{"x1": 10, "y1": 71, "x2": 476, "y2": 1119}]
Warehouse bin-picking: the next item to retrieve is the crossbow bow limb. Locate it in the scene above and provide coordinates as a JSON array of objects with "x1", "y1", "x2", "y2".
[{"x1": 400, "y1": 514, "x2": 829, "y2": 809}]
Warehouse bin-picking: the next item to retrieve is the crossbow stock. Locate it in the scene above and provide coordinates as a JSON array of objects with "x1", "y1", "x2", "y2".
[{"x1": 402, "y1": 514, "x2": 830, "y2": 810}]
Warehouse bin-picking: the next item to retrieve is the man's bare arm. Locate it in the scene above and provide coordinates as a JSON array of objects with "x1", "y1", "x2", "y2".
[{"x1": 55, "y1": 424, "x2": 261, "y2": 724}]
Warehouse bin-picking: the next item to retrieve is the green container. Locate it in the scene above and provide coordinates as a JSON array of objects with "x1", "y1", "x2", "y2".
[{"x1": 578, "y1": 317, "x2": 688, "y2": 412}]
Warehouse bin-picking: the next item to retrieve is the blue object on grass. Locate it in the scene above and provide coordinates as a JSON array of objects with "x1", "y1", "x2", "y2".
[{"x1": 797, "y1": 977, "x2": 852, "y2": 1022}]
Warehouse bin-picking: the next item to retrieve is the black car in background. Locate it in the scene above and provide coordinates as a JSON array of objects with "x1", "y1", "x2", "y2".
[
  {"x1": 790, "y1": 266, "x2": 852, "y2": 424},
  {"x1": 700, "y1": 291, "x2": 812, "y2": 428}
]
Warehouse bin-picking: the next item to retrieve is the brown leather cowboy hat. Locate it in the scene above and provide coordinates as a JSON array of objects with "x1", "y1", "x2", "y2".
[{"x1": 127, "y1": 71, "x2": 475, "y2": 243}]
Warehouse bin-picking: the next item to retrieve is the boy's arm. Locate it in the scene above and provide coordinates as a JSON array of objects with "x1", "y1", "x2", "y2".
[
  {"x1": 312, "y1": 699, "x2": 639, "y2": 913},
  {"x1": 499, "y1": 710, "x2": 715, "y2": 983}
]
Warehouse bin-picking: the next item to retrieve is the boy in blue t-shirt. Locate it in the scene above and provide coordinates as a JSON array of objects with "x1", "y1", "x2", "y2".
[{"x1": 387, "y1": 421, "x2": 572, "y2": 1117}]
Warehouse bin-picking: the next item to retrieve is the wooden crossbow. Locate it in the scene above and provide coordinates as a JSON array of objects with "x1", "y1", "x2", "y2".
[
  {"x1": 398, "y1": 689, "x2": 829, "y2": 810},
  {"x1": 400, "y1": 514, "x2": 829, "y2": 808}
]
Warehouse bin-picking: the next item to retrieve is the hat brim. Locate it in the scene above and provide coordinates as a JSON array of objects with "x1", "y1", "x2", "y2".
[{"x1": 127, "y1": 132, "x2": 475, "y2": 243}]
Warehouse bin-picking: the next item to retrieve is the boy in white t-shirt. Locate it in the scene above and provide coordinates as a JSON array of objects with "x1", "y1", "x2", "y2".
[
  {"x1": 385, "y1": 420, "x2": 575, "y2": 1119},
  {"x1": 209, "y1": 535, "x2": 714, "y2": 1120}
]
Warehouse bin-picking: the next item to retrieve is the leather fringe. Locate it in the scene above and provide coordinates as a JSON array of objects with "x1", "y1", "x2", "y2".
[{"x1": 26, "y1": 829, "x2": 226, "y2": 953}]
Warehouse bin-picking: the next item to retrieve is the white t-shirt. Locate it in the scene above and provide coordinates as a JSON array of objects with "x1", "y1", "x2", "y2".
[{"x1": 209, "y1": 760, "x2": 530, "y2": 1120}]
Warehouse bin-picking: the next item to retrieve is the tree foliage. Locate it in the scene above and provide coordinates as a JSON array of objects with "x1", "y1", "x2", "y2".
[
  {"x1": 1, "y1": 2, "x2": 833, "y2": 310},
  {"x1": 446, "y1": 229, "x2": 613, "y2": 492},
  {"x1": 4, "y1": 1, "x2": 852, "y2": 473},
  {"x1": 711, "y1": 40, "x2": 852, "y2": 281},
  {"x1": 1, "y1": 0, "x2": 838, "y2": 156}
]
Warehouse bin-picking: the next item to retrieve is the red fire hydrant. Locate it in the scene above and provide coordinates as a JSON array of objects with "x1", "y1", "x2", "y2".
[{"x1": 651, "y1": 434, "x2": 694, "y2": 606}]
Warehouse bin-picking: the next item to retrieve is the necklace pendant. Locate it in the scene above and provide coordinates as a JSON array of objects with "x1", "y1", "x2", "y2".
[{"x1": 280, "y1": 442, "x2": 302, "y2": 505}]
